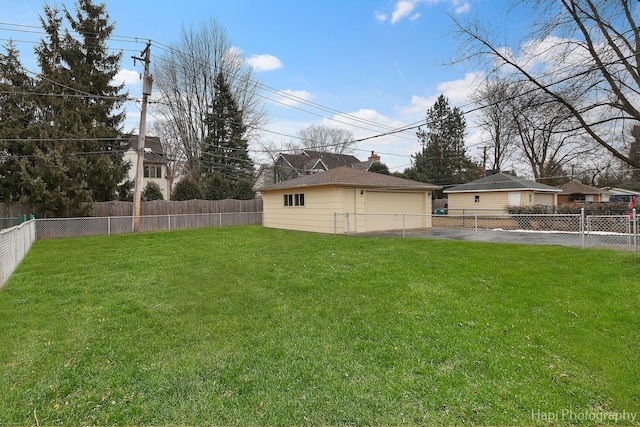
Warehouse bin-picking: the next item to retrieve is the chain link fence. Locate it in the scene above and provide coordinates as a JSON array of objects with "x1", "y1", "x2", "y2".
[
  {"x1": 35, "y1": 212, "x2": 263, "y2": 240},
  {"x1": 336, "y1": 210, "x2": 638, "y2": 252},
  {"x1": 0, "y1": 220, "x2": 36, "y2": 289},
  {"x1": 1, "y1": 213, "x2": 262, "y2": 288}
]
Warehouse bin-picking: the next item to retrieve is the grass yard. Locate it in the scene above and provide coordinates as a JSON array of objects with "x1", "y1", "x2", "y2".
[{"x1": 0, "y1": 225, "x2": 639, "y2": 426}]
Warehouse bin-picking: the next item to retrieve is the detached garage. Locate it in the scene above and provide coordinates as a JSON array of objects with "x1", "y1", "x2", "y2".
[{"x1": 260, "y1": 167, "x2": 440, "y2": 234}]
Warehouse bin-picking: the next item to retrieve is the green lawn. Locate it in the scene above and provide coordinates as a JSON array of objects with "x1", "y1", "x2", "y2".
[{"x1": 0, "y1": 226, "x2": 639, "y2": 426}]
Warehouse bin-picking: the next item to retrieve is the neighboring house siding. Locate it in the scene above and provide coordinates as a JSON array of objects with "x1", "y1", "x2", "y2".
[
  {"x1": 534, "y1": 193, "x2": 556, "y2": 206},
  {"x1": 448, "y1": 192, "x2": 511, "y2": 213},
  {"x1": 124, "y1": 149, "x2": 169, "y2": 200},
  {"x1": 123, "y1": 137, "x2": 170, "y2": 200},
  {"x1": 449, "y1": 190, "x2": 556, "y2": 213}
]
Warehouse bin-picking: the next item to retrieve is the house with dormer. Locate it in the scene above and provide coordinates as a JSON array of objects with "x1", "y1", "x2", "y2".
[{"x1": 123, "y1": 135, "x2": 171, "y2": 200}]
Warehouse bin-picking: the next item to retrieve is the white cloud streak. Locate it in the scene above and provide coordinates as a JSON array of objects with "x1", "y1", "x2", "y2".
[{"x1": 384, "y1": 0, "x2": 472, "y2": 24}]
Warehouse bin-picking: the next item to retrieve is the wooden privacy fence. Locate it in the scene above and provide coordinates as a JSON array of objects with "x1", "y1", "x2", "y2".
[
  {"x1": 0, "y1": 199, "x2": 263, "y2": 218},
  {"x1": 90, "y1": 199, "x2": 263, "y2": 217}
]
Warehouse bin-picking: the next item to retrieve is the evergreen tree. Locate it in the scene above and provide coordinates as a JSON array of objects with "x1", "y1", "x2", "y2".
[
  {"x1": 201, "y1": 71, "x2": 254, "y2": 184},
  {"x1": 142, "y1": 182, "x2": 164, "y2": 201},
  {"x1": 0, "y1": 41, "x2": 36, "y2": 202},
  {"x1": 13, "y1": 1, "x2": 129, "y2": 216},
  {"x1": 406, "y1": 95, "x2": 478, "y2": 191},
  {"x1": 171, "y1": 177, "x2": 203, "y2": 201},
  {"x1": 203, "y1": 173, "x2": 232, "y2": 200},
  {"x1": 232, "y1": 178, "x2": 255, "y2": 200}
]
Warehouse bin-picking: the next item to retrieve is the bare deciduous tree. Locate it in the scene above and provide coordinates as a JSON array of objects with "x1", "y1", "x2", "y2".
[
  {"x1": 508, "y1": 83, "x2": 593, "y2": 185},
  {"x1": 153, "y1": 19, "x2": 268, "y2": 181},
  {"x1": 470, "y1": 78, "x2": 518, "y2": 172},
  {"x1": 295, "y1": 124, "x2": 355, "y2": 154},
  {"x1": 455, "y1": 0, "x2": 640, "y2": 169}
]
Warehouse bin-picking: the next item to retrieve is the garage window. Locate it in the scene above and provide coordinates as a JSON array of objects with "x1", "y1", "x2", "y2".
[
  {"x1": 474, "y1": 195, "x2": 480, "y2": 204},
  {"x1": 284, "y1": 193, "x2": 304, "y2": 207}
]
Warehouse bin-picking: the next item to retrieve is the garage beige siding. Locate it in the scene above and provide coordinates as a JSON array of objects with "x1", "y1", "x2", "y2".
[
  {"x1": 264, "y1": 186, "x2": 434, "y2": 234},
  {"x1": 263, "y1": 186, "x2": 344, "y2": 234}
]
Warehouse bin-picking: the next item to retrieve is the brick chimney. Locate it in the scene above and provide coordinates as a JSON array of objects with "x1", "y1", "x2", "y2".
[{"x1": 368, "y1": 150, "x2": 380, "y2": 162}]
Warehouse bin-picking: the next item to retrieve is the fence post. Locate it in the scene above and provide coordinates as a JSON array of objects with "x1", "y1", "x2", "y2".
[
  {"x1": 334, "y1": 212, "x2": 337, "y2": 235},
  {"x1": 108, "y1": 217, "x2": 111, "y2": 236},
  {"x1": 402, "y1": 214, "x2": 406, "y2": 238},
  {"x1": 634, "y1": 208, "x2": 637, "y2": 253},
  {"x1": 475, "y1": 214, "x2": 478, "y2": 240},
  {"x1": 346, "y1": 212, "x2": 350, "y2": 237},
  {"x1": 580, "y1": 208, "x2": 585, "y2": 249}
]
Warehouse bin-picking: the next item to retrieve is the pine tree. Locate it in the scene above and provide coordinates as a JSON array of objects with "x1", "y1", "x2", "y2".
[
  {"x1": 0, "y1": 41, "x2": 36, "y2": 202},
  {"x1": 407, "y1": 94, "x2": 478, "y2": 190},
  {"x1": 13, "y1": 1, "x2": 129, "y2": 216},
  {"x1": 201, "y1": 71, "x2": 254, "y2": 184}
]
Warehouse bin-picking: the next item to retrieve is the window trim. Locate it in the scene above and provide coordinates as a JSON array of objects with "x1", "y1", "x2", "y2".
[
  {"x1": 284, "y1": 193, "x2": 304, "y2": 207},
  {"x1": 143, "y1": 165, "x2": 162, "y2": 179}
]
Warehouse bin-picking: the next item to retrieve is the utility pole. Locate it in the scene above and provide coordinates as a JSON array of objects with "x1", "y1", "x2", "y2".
[
  {"x1": 132, "y1": 42, "x2": 152, "y2": 232},
  {"x1": 482, "y1": 146, "x2": 487, "y2": 177}
]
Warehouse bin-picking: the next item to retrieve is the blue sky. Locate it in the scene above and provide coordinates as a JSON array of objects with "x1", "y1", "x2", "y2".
[{"x1": 1, "y1": 0, "x2": 525, "y2": 170}]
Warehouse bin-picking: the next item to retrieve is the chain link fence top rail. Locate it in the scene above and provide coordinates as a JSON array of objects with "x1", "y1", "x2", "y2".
[
  {"x1": 335, "y1": 211, "x2": 638, "y2": 252},
  {"x1": 0, "y1": 220, "x2": 36, "y2": 289}
]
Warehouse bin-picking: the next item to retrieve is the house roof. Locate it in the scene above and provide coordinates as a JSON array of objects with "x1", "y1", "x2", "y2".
[
  {"x1": 302, "y1": 150, "x2": 361, "y2": 168},
  {"x1": 559, "y1": 181, "x2": 608, "y2": 195},
  {"x1": 444, "y1": 172, "x2": 561, "y2": 193},
  {"x1": 128, "y1": 135, "x2": 167, "y2": 164},
  {"x1": 277, "y1": 150, "x2": 362, "y2": 175},
  {"x1": 261, "y1": 166, "x2": 440, "y2": 191},
  {"x1": 602, "y1": 187, "x2": 640, "y2": 196}
]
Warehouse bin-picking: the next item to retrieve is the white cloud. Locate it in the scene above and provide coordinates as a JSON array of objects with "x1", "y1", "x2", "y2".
[
  {"x1": 111, "y1": 69, "x2": 140, "y2": 87},
  {"x1": 436, "y1": 71, "x2": 483, "y2": 104},
  {"x1": 391, "y1": 0, "x2": 418, "y2": 24},
  {"x1": 247, "y1": 54, "x2": 284, "y2": 72},
  {"x1": 454, "y1": 1, "x2": 471, "y2": 14},
  {"x1": 374, "y1": 11, "x2": 387, "y2": 22}
]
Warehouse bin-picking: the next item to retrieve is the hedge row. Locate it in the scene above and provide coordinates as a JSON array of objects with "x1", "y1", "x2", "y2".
[{"x1": 507, "y1": 203, "x2": 635, "y2": 215}]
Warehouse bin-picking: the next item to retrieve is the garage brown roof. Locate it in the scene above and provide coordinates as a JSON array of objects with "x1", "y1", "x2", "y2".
[{"x1": 261, "y1": 166, "x2": 440, "y2": 191}]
